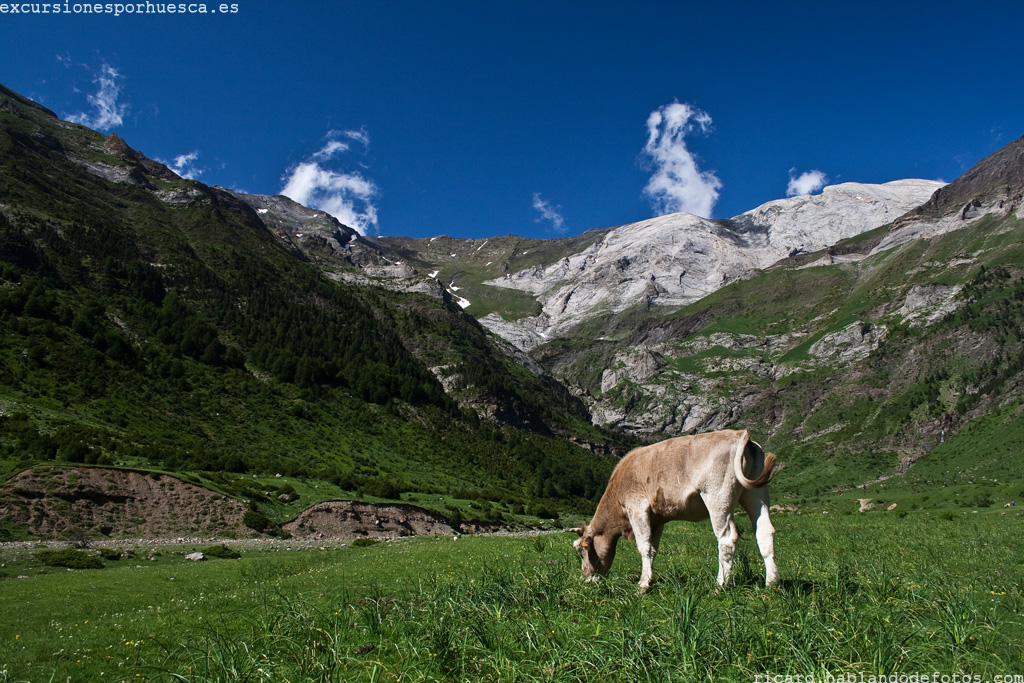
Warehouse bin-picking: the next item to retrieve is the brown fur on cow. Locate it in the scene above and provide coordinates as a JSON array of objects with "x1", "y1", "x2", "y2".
[{"x1": 571, "y1": 429, "x2": 778, "y2": 591}]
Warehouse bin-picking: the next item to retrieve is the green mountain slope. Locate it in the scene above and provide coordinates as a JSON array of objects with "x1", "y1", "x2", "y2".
[{"x1": 0, "y1": 83, "x2": 625, "y2": 536}]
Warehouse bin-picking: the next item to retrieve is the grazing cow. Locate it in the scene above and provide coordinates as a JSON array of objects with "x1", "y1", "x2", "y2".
[{"x1": 571, "y1": 429, "x2": 777, "y2": 591}]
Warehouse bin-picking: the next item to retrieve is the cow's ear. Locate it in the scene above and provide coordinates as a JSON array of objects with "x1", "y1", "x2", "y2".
[
  {"x1": 580, "y1": 534, "x2": 593, "y2": 549},
  {"x1": 569, "y1": 526, "x2": 586, "y2": 537}
]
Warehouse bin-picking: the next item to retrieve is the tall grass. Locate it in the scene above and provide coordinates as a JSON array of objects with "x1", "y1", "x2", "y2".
[{"x1": 2, "y1": 511, "x2": 1021, "y2": 682}]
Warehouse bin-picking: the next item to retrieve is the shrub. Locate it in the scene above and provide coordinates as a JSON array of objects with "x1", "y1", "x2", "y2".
[
  {"x1": 37, "y1": 548, "x2": 104, "y2": 569},
  {"x1": 243, "y1": 510, "x2": 271, "y2": 532},
  {"x1": 202, "y1": 544, "x2": 242, "y2": 559},
  {"x1": 243, "y1": 510, "x2": 288, "y2": 537},
  {"x1": 530, "y1": 504, "x2": 560, "y2": 521},
  {"x1": 350, "y1": 538, "x2": 379, "y2": 548},
  {"x1": 446, "y1": 507, "x2": 463, "y2": 531},
  {"x1": 278, "y1": 483, "x2": 299, "y2": 501},
  {"x1": 64, "y1": 529, "x2": 92, "y2": 549},
  {"x1": 97, "y1": 548, "x2": 122, "y2": 561},
  {"x1": 360, "y1": 479, "x2": 402, "y2": 500}
]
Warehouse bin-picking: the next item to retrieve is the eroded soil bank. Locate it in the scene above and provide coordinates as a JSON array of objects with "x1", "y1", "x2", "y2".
[{"x1": 0, "y1": 466, "x2": 505, "y2": 542}]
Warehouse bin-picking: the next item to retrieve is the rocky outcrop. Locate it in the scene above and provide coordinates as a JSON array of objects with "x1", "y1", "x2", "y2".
[
  {"x1": 898, "y1": 284, "x2": 963, "y2": 326},
  {"x1": 880, "y1": 136, "x2": 1024, "y2": 253},
  {"x1": 874, "y1": 194, "x2": 1022, "y2": 254},
  {"x1": 904, "y1": 135, "x2": 1024, "y2": 220},
  {"x1": 75, "y1": 132, "x2": 182, "y2": 190},
  {"x1": 600, "y1": 348, "x2": 663, "y2": 393},
  {"x1": 809, "y1": 322, "x2": 887, "y2": 365},
  {"x1": 587, "y1": 321, "x2": 899, "y2": 435},
  {"x1": 235, "y1": 192, "x2": 360, "y2": 254},
  {"x1": 234, "y1": 191, "x2": 454, "y2": 300}
]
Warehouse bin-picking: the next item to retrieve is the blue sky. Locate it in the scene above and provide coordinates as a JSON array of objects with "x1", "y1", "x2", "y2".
[{"x1": 2, "y1": 1, "x2": 1021, "y2": 239}]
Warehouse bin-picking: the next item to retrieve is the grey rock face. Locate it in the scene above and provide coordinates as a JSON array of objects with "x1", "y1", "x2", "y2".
[
  {"x1": 600, "y1": 348, "x2": 662, "y2": 394},
  {"x1": 898, "y1": 284, "x2": 963, "y2": 327},
  {"x1": 809, "y1": 322, "x2": 887, "y2": 364},
  {"x1": 234, "y1": 192, "x2": 361, "y2": 253},
  {"x1": 481, "y1": 180, "x2": 943, "y2": 349}
]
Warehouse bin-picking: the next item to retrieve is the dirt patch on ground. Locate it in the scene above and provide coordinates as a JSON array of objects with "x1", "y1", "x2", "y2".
[
  {"x1": 284, "y1": 501, "x2": 457, "y2": 539},
  {"x1": 284, "y1": 501, "x2": 506, "y2": 539},
  {"x1": 0, "y1": 466, "x2": 252, "y2": 539}
]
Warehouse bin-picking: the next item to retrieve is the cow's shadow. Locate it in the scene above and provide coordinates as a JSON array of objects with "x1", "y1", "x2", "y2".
[
  {"x1": 645, "y1": 554, "x2": 860, "y2": 596},
  {"x1": 645, "y1": 575, "x2": 854, "y2": 597}
]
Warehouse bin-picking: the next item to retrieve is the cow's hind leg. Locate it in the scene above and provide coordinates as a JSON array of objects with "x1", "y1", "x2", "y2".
[
  {"x1": 704, "y1": 494, "x2": 739, "y2": 588},
  {"x1": 740, "y1": 487, "x2": 778, "y2": 586}
]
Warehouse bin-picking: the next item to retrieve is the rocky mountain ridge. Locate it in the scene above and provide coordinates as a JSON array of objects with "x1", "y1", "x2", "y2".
[
  {"x1": 255, "y1": 179, "x2": 947, "y2": 357},
  {"x1": 876, "y1": 136, "x2": 1024, "y2": 253},
  {"x1": 477, "y1": 180, "x2": 944, "y2": 349}
]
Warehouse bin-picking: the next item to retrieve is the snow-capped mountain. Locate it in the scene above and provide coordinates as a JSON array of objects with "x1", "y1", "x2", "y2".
[{"x1": 477, "y1": 180, "x2": 944, "y2": 348}]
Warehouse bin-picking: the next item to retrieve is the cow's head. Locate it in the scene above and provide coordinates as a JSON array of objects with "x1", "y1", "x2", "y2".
[{"x1": 571, "y1": 525, "x2": 616, "y2": 581}]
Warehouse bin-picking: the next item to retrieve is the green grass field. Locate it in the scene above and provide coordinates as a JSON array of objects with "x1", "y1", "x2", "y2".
[{"x1": 2, "y1": 509, "x2": 1022, "y2": 682}]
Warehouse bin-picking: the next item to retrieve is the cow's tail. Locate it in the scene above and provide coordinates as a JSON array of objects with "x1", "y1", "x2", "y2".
[{"x1": 733, "y1": 429, "x2": 776, "y2": 490}]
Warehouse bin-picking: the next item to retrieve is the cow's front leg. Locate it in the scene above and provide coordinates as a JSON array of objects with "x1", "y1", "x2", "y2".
[
  {"x1": 626, "y1": 508, "x2": 657, "y2": 592},
  {"x1": 641, "y1": 522, "x2": 665, "y2": 592}
]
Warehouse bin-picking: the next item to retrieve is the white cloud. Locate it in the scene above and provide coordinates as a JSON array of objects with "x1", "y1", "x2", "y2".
[
  {"x1": 786, "y1": 168, "x2": 828, "y2": 197},
  {"x1": 65, "y1": 63, "x2": 127, "y2": 131},
  {"x1": 161, "y1": 150, "x2": 204, "y2": 180},
  {"x1": 532, "y1": 192, "x2": 566, "y2": 234},
  {"x1": 342, "y1": 126, "x2": 370, "y2": 148},
  {"x1": 309, "y1": 128, "x2": 371, "y2": 161},
  {"x1": 641, "y1": 101, "x2": 722, "y2": 219},
  {"x1": 311, "y1": 139, "x2": 350, "y2": 161},
  {"x1": 280, "y1": 131, "x2": 379, "y2": 235}
]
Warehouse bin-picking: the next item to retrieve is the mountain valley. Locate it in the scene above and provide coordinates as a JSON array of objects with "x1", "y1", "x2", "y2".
[{"x1": 2, "y1": 80, "x2": 1024, "y2": 541}]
